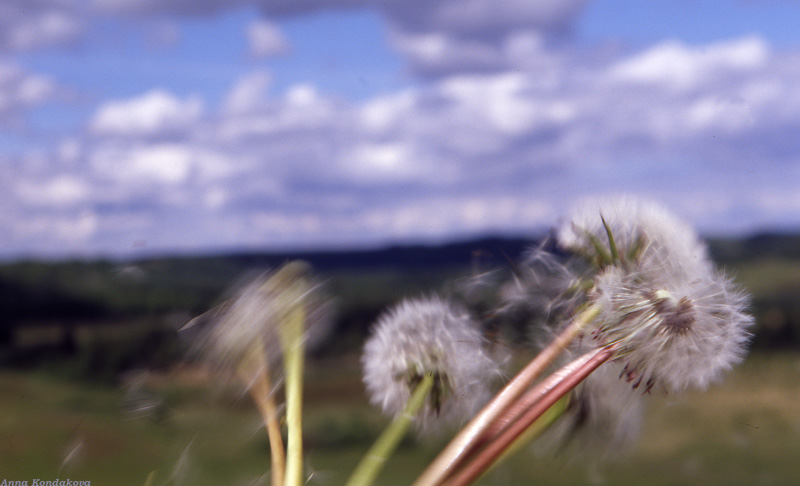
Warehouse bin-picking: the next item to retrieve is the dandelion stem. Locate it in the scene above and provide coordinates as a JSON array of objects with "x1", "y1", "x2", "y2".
[
  {"x1": 467, "y1": 394, "x2": 568, "y2": 482},
  {"x1": 346, "y1": 373, "x2": 436, "y2": 486},
  {"x1": 496, "y1": 394, "x2": 568, "y2": 463},
  {"x1": 444, "y1": 346, "x2": 615, "y2": 486},
  {"x1": 411, "y1": 304, "x2": 601, "y2": 486},
  {"x1": 281, "y1": 306, "x2": 306, "y2": 486},
  {"x1": 238, "y1": 345, "x2": 285, "y2": 486},
  {"x1": 483, "y1": 349, "x2": 599, "y2": 441}
]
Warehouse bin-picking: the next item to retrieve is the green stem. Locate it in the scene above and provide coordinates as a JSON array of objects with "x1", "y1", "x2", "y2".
[
  {"x1": 281, "y1": 306, "x2": 306, "y2": 486},
  {"x1": 346, "y1": 373, "x2": 436, "y2": 486}
]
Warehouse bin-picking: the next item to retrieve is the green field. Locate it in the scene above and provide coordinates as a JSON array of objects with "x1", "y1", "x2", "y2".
[{"x1": 1, "y1": 351, "x2": 798, "y2": 486}]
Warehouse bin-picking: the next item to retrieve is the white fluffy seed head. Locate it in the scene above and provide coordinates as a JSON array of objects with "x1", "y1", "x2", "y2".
[
  {"x1": 556, "y1": 196, "x2": 753, "y2": 391},
  {"x1": 590, "y1": 264, "x2": 753, "y2": 393},
  {"x1": 186, "y1": 261, "x2": 331, "y2": 376},
  {"x1": 557, "y1": 196, "x2": 712, "y2": 280},
  {"x1": 362, "y1": 296, "x2": 501, "y2": 434}
]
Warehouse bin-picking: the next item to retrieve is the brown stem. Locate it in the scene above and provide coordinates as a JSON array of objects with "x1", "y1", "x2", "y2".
[
  {"x1": 444, "y1": 346, "x2": 615, "y2": 486},
  {"x1": 450, "y1": 350, "x2": 600, "y2": 476},
  {"x1": 248, "y1": 369, "x2": 286, "y2": 486},
  {"x1": 483, "y1": 349, "x2": 600, "y2": 440},
  {"x1": 239, "y1": 348, "x2": 286, "y2": 486},
  {"x1": 411, "y1": 305, "x2": 600, "y2": 486}
]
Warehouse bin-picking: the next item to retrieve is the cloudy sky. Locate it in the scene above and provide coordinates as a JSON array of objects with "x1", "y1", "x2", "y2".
[{"x1": 3, "y1": 0, "x2": 800, "y2": 259}]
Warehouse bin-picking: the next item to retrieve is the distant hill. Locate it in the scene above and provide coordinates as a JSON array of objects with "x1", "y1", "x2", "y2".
[
  {"x1": 154, "y1": 235, "x2": 536, "y2": 272},
  {"x1": 1, "y1": 231, "x2": 798, "y2": 321},
  {"x1": 0, "y1": 235, "x2": 537, "y2": 324},
  {"x1": 706, "y1": 232, "x2": 800, "y2": 263}
]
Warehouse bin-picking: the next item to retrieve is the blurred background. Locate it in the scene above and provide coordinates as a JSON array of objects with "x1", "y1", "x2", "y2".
[{"x1": 1, "y1": 1, "x2": 799, "y2": 484}]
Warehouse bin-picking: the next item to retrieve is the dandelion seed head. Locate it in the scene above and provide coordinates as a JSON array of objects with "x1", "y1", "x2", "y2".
[
  {"x1": 591, "y1": 265, "x2": 753, "y2": 392},
  {"x1": 362, "y1": 296, "x2": 501, "y2": 433},
  {"x1": 185, "y1": 261, "x2": 332, "y2": 382},
  {"x1": 557, "y1": 196, "x2": 711, "y2": 279},
  {"x1": 556, "y1": 196, "x2": 752, "y2": 391}
]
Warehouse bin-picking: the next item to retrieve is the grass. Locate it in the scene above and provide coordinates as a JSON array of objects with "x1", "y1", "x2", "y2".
[
  {"x1": 725, "y1": 258, "x2": 800, "y2": 297},
  {"x1": 0, "y1": 352, "x2": 798, "y2": 485}
]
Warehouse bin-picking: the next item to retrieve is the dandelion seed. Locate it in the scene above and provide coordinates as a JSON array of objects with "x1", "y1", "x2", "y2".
[
  {"x1": 59, "y1": 435, "x2": 85, "y2": 474},
  {"x1": 362, "y1": 296, "x2": 501, "y2": 433},
  {"x1": 171, "y1": 438, "x2": 196, "y2": 485}
]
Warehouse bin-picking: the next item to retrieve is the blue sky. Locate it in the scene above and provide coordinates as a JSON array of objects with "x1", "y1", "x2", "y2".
[{"x1": 3, "y1": 0, "x2": 800, "y2": 259}]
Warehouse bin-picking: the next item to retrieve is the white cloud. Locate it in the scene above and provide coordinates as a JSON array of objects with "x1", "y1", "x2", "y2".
[
  {"x1": 87, "y1": 0, "x2": 587, "y2": 76},
  {"x1": 89, "y1": 89, "x2": 203, "y2": 137},
  {"x1": 6, "y1": 10, "x2": 83, "y2": 51},
  {"x1": 341, "y1": 142, "x2": 428, "y2": 183},
  {"x1": 608, "y1": 37, "x2": 768, "y2": 91},
  {"x1": 358, "y1": 91, "x2": 415, "y2": 135},
  {"x1": 438, "y1": 73, "x2": 575, "y2": 135},
  {"x1": 217, "y1": 80, "x2": 345, "y2": 142},
  {"x1": 92, "y1": 0, "x2": 254, "y2": 16},
  {"x1": 90, "y1": 143, "x2": 193, "y2": 184},
  {"x1": 58, "y1": 138, "x2": 83, "y2": 163},
  {"x1": 8, "y1": 24, "x2": 800, "y2": 256},
  {"x1": 13, "y1": 210, "x2": 98, "y2": 249},
  {"x1": 223, "y1": 69, "x2": 272, "y2": 114},
  {"x1": 0, "y1": 62, "x2": 60, "y2": 125},
  {"x1": 388, "y1": 29, "x2": 508, "y2": 76},
  {"x1": 685, "y1": 96, "x2": 754, "y2": 133},
  {"x1": 16, "y1": 175, "x2": 90, "y2": 207},
  {"x1": 385, "y1": 0, "x2": 585, "y2": 36},
  {"x1": 0, "y1": 1, "x2": 85, "y2": 52},
  {"x1": 247, "y1": 19, "x2": 290, "y2": 58},
  {"x1": 144, "y1": 20, "x2": 181, "y2": 48}
]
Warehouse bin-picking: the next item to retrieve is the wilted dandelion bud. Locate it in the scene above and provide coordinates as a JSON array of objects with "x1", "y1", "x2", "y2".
[
  {"x1": 590, "y1": 265, "x2": 753, "y2": 393},
  {"x1": 362, "y1": 296, "x2": 501, "y2": 433}
]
